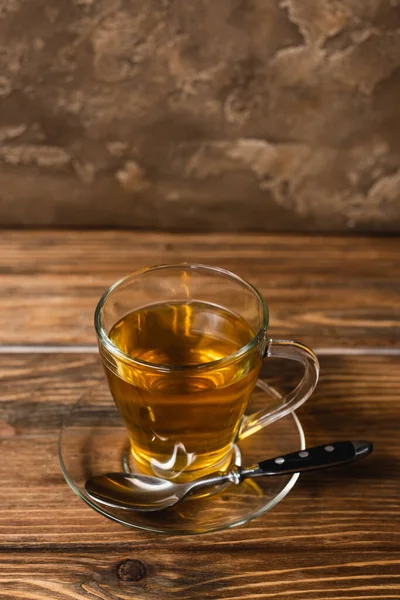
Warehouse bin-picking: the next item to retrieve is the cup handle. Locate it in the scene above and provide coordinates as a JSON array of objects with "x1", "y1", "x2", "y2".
[{"x1": 239, "y1": 339, "x2": 320, "y2": 440}]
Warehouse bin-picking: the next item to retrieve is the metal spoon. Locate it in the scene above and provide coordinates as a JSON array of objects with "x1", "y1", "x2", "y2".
[{"x1": 85, "y1": 440, "x2": 372, "y2": 512}]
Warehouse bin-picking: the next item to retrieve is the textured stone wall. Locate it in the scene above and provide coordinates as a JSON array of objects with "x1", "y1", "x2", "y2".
[{"x1": 1, "y1": 0, "x2": 400, "y2": 231}]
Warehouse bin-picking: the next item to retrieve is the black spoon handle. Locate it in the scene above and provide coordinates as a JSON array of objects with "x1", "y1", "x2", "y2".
[{"x1": 244, "y1": 441, "x2": 373, "y2": 478}]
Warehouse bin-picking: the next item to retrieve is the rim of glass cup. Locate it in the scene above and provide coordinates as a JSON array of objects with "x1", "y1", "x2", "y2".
[{"x1": 94, "y1": 263, "x2": 269, "y2": 372}]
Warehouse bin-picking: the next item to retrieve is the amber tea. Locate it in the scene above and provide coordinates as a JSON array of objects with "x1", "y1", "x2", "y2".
[
  {"x1": 96, "y1": 264, "x2": 319, "y2": 487},
  {"x1": 105, "y1": 301, "x2": 262, "y2": 481}
]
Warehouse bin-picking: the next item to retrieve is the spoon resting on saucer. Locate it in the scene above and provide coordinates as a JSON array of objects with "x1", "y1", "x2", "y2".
[{"x1": 85, "y1": 440, "x2": 372, "y2": 512}]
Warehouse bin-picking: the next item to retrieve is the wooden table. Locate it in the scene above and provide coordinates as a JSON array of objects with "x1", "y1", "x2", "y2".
[{"x1": 1, "y1": 231, "x2": 399, "y2": 599}]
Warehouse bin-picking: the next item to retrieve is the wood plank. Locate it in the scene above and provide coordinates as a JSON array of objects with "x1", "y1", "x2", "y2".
[
  {"x1": 0, "y1": 231, "x2": 399, "y2": 348},
  {"x1": 0, "y1": 353, "x2": 398, "y2": 552},
  {"x1": 1, "y1": 550, "x2": 400, "y2": 599}
]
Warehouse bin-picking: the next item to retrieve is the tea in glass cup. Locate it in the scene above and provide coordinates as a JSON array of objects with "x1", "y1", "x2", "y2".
[{"x1": 95, "y1": 264, "x2": 319, "y2": 483}]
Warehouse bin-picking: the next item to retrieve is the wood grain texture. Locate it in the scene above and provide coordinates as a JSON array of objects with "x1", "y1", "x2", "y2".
[
  {"x1": 0, "y1": 230, "x2": 399, "y2": 348},
  {"x1": 1, "y1": 230, "x2": 399, "y2": 599},
  {"x1": 1, "y1": 551, "x2": 400, "y2": 600},
  {"x1": 0, "y1": 352, "x2": 399, "y2": 600}
]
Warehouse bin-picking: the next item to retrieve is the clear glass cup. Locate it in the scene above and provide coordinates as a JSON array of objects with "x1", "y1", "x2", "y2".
[{"x1": 95, "y1": 264, "x2": 319, "y2": 482}]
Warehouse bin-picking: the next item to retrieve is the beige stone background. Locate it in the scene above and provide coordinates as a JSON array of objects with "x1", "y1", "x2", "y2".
[{"x1": 0, "y1": 0, "x2": 400, "y2": 231}]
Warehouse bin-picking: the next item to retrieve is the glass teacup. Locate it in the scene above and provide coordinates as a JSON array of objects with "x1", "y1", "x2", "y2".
[{"x1": 95, "y1": 264, "x2": 319, "y2": 482}]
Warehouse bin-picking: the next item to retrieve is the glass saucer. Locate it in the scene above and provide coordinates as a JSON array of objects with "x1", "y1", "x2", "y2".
[{"x1": 59, "y1": 380, "x2": 305, "y2": 535}]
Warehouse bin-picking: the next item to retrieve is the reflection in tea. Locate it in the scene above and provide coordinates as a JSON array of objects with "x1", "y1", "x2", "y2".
[{"x1": 104, "y1": 301, "x2": 263, "y2": 481}]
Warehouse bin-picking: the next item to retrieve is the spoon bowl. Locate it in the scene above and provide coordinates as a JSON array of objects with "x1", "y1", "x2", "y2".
[{"x1": 85, "y1": 473, "x2": 181, "y2": 511}]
